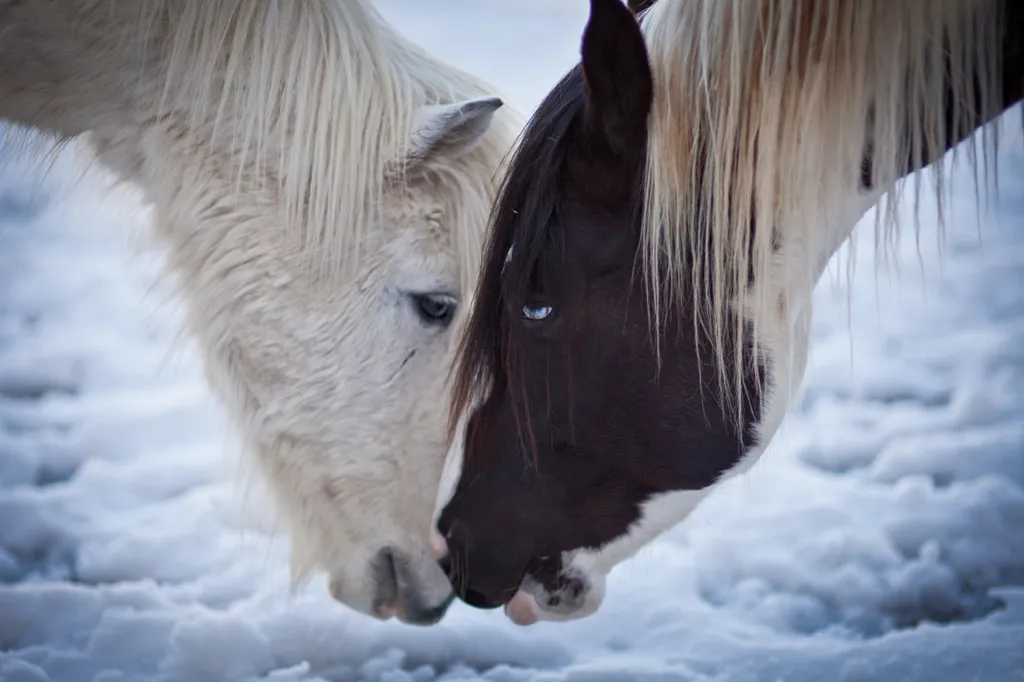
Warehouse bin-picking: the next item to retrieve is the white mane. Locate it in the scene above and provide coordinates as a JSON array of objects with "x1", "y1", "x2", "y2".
[
  {"x1": 637, "y1": 0, "x2": 1011, "y2": 422},
  {"x1": 117, "y1": 0, "x2": 520, "y2": 291}
]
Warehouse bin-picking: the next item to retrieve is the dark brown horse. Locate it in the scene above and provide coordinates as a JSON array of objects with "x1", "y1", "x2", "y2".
[{"x1": 434, "y1": 0, "x2": 1024, "y2": 625}]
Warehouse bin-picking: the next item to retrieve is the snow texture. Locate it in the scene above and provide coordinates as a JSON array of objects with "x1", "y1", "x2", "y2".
[{"x1": 1, "y1": 2, "x2": 1022, "y2": 680}]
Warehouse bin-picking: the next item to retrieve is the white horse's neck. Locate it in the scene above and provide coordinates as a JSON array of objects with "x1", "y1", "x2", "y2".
[
  {"x1": 0, "y1": 0, "x2": 517, "y2": 281},
  {"x1": 0, "y1": 4, "x2": 137, "y2": 137}
]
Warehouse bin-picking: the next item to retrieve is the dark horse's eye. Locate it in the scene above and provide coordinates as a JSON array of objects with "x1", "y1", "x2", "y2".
[
  {"x1": 522, "y1": 303, "x2": 553, "y2": 321},
  {"x1": 410, "y1": 293, "x2": 458, "y2": 327}
]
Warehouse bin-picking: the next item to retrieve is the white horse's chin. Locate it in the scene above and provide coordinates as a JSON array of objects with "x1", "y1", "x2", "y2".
[{"x1": 325, "y1": 544, "x2": 454, "y2": 624}]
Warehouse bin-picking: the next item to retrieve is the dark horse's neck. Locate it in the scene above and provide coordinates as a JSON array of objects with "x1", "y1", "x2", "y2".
[
  {"x1": 634, "y1": 0, "x2": 1022, "y2": 186},
  {"x1": 874, "y1": 0, "x2": 1023, "y2": 186}
]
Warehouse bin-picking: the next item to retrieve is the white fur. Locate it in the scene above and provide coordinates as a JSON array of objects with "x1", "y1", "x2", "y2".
[
  {"x1": 0, "y1": 0, "x2": 523, "y2": 622},
  {"x1": 485, "y1": 0, "x2": 1015, "y2": 624}
]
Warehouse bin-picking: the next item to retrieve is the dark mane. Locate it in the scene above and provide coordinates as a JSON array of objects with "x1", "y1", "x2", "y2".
[{"x1": 449, "y1": 66, "x2": 587, "y2": 446}]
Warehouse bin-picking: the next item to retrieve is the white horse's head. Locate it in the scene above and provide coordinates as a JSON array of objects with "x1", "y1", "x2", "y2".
[
  {"x1": 0, "y1": 0, "x2": 521, "y2": 624},
  {"x1": 257, "y1": 98, "x2": 508, "y2": 624},
  {"x1": 121, "y1": 91, "x2": 515, "y2": 624}
]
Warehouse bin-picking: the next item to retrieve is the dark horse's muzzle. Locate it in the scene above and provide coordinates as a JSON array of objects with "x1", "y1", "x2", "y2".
[{"x1": 435, "y1": 516, "x2": 530, "y2": 610}]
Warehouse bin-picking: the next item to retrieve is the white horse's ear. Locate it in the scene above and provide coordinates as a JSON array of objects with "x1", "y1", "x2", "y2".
[{"x1": 405, "y1": 97, "x2": 504, "y2": 172}]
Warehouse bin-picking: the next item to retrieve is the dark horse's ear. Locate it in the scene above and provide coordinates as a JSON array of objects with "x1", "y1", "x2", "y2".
[{"x1": 579, "y1": 0, "x2": 653, "y2": 156}]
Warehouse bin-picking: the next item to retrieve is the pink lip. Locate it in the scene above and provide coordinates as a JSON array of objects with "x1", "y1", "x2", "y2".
[{"x1": 504, "y1": 589, "x2": 539, "y2": 626}]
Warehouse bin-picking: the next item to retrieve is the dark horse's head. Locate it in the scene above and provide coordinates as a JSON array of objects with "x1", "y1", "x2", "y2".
[
  {"x1": 430, "y1": 0, "x2": 1024, "y2": 625},
  {"x1": 432, "y1": 0, "x2": 764, "y2": 624}
]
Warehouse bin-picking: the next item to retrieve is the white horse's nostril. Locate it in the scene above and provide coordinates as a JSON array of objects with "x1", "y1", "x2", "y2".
[
  {"x1": 429, "y1": 527, "x2": 448, "y2": 559},
  {"x1": 389, "y1": 548, "x2": 456, "y2": 625}
]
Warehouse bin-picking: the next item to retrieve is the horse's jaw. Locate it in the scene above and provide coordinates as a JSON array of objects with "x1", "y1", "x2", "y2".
[{"x1": 496, "y1": 180, "x2": 891, "y2": 627}]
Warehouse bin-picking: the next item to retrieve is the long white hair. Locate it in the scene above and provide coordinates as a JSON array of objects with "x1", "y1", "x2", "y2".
[
  {"x1": 123, "y1": 0, "x2": 521, "y2": 291},
  {"x1": 637, "y1": 0, "x2": 1011, "y2": 420}
]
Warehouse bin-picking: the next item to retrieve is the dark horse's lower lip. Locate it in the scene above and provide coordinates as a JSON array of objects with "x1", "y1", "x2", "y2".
[
  {"x1": 462, "y1": 571, "x2": 527, "y2": 609},
  {"x1": 440, "y1": 554, "x2": 529, "y2": 610},
  {"x1": 461, "y1": 588, "x2": 504, "y2": 609}
]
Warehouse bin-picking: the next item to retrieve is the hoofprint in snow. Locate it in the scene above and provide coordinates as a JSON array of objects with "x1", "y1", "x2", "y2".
[{"x1": 2, "y1": 5, "x2": 1023, "y2": 682}]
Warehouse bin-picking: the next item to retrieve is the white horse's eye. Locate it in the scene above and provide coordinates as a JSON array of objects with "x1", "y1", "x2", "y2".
[
  {"x1": 522, "y1": 304, "x2": 553, "y2": 321},
  {"x1": 410, "y1": 292, "x2": 458, "y2": 327}
]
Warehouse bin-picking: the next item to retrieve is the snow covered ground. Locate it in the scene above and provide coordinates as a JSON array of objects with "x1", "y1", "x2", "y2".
[{"x1": 1, "y1": 2, "x2": 1023, "y2": 681}]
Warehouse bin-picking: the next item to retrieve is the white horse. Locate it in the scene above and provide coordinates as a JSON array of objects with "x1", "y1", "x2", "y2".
[{"x1": 0, "y1": 0, "x2": 522, "y2": 625}]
